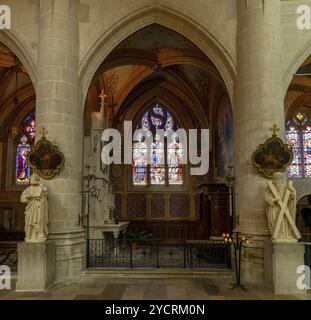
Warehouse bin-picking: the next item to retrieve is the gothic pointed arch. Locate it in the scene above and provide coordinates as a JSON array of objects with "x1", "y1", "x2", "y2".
[
  {"x1": 79, "y1": 6, "x2": 236, "y2": 105},
  {"x1": 0, "y1": 32, "x2": 37, "y2": 86}
]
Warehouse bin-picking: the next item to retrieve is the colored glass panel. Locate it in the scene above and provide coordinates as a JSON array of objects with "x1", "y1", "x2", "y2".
[
  {"x1": 134, "y1": 103, "x2": 183, "y2": 185},
  {"x1": 132, "y1": 140, "x2": 148, "y2": 185},
  {"x1": 15, "y1": 114, "x2": 36, "y2": 185},
  {"x1": 303, "y1": 125, "x2": 311, "y2": 177},
  {"x1": 286, "y1": 126, "x2": 302, "y2": 178},
  {"x1": 168, "y1": 137, "x2": 183, "y2": 185},
  {"x1": 150, "y1": 135, "x2": 165, "y2": 185},
  {"x1": 16, "y1": 135, "x2": 31, "y2": 185},
  {"x1": 25, "y1": 119, "x2": 36, "y2": 140}
]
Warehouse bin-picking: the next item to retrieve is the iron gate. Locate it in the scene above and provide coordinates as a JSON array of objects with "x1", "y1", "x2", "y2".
[{"x1": 87, "y1": 239, "x2": 231, "y2": 269}]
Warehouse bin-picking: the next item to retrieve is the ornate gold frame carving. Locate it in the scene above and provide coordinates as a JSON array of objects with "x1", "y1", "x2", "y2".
[
  {"x1": 252, "y1": 124, "x2": 293, "y2": 179},
  {"x1": 27, "y1": 127, "x2": 65, "y2": 180}
]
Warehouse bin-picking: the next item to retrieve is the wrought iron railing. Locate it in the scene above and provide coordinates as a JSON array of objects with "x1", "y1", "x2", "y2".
[
  {"x1": 300, "y1": 234, "x2": 311, "y2": 270},
  {"x1": 127, "y1": 223, "x2": 198, "y2": 242},
  {"x1": 185, "y1": 240, "x2": 231, "y2": 269},
  {"x1": 305, "y1": 244, "x2": 311, "y2": 270},
  {"x1": 87, "y1": 239, "x2": 231, "y2": 269}
]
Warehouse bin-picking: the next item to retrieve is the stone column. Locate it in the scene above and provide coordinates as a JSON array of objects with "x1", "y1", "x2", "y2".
[
  {"x1": 36, "y1": 0, "x2": 85, "y2": 282},
  {"x1": 235, "y1": 0, "x2": 284, "y2": 282}
]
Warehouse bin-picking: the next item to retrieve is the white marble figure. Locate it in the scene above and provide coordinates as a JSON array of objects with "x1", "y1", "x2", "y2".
[
  {"x1": 264, "y1": 172, "x2": 301, "y2": 242},
  {"x1": 21, "y1": 173, "x2": 48, "y2": 242}
]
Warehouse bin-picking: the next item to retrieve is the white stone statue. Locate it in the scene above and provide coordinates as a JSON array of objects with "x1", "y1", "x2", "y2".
[
  {"x1": 21, "y1": 173, "x2": 48, "y2": 242},
  {"x1": 264, "y1": 172, "x2": 301, "y2": 242}
]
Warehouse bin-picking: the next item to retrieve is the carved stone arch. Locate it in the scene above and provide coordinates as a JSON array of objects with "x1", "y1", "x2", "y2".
[
  {"x1": 112, "y1": 85, "x2": 206, "y2": 132},
  {"x1": 10, "y1": 101, "x2": 35, "y2": 129},
  {"x1": 297, "y1": 193, "x2": 311, "y2": 204},
  {"x1": 111, "y1": 70, "x2": 207, "y2": 129},
  {"x1": 0, "y1": 31, "x2": 37, "y2": 87},
  {"x1": 287, "y1": 92, "x2": 311, "y2": 118},
  {"x1": 79, "y1": 6, "x2": 236, "y2": 106},
  {"x1": 0, "y1": 84, "x2": 36, "y2": 125},
  {"x1": 97, "y1": 48, "x2": 223, "y2": 86},
  {"x1": 283, "y1": 37, "x2": 311, "y2": 96}
]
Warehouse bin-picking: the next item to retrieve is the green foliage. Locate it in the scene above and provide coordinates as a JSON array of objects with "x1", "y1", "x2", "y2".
[{"x1": 125, "y1": 229, "x2": 153, "y2": 245}]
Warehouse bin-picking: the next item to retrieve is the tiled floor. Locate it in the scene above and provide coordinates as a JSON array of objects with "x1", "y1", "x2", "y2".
[{"x1": 0, "y1": 273, "x2": 310, "y2": 300}]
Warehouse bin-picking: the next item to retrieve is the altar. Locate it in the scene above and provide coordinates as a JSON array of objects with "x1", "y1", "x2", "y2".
[{"x1": 84, "y1": 111, "x2": 130, "y2": 242}]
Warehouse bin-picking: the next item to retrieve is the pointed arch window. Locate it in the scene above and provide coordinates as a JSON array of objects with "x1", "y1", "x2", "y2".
[
  {"x1": 286, "y1": 109, "x2": 311, "y2": 178},
  {"x1": 15, "y1": 113, "x2": 36, "y2": 185},
  {"x1": 132, "y1": 103, "x2": 184, "y2": 186}
]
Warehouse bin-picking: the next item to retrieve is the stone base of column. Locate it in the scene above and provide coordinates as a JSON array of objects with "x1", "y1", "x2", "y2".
[
  {"x1": 264, "y1": 240, "x2": 306, "y2": 294},
  {"x1": 48, "y1": 230, "x2": 85, "y2": 283},
  {"x1": 240, "y1": 259, "x2": 264, "y2": 284},
  {"x1": 236, "y1": 233, "x2": 267, "y2": 284},
  {"x1": 16, "y1": 241, "x2": 55, "y2": 292}
]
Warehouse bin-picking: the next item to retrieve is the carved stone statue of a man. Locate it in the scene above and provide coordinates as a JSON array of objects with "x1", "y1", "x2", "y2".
[
  {"x1": 21, "y1": 173, "x2": 48, "y2": 242},
  {"x1": 264, "y1": 172, "x2": 301, "y2": 242}
]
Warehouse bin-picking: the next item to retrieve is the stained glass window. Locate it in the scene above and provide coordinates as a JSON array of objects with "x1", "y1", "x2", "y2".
[
  {"x1": 133, "y1": 103, "x2": 183, "y2": 186},
  {"x1": 150, "y1": 134, "x2": 165, "y2": 185},
  {"x1": 132, "y1": 135, "x2": 148, "y2": 185},
  {"x1": 286, "y1": 110, "x2": 311, "y2": 178},
  {"x1": 25, "y1": 119, "x2": 36, "y2": 140},
  {"x1": 168, "y1": 135, "x2": 184, "y2": 185},
  {"x1": 303, "y1": 125, "x2": 311, "y2": 177},
  {"x1": 15, "y1": 113, "x2": 36, "y2": 185},
  {"x1": 286, "y1": 126, "x2": 302, "y2": 177}
]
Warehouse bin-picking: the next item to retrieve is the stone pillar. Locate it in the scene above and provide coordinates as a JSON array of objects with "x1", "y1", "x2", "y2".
[
  {"x1": 36, "y1": 0, "x2": 85, "y2": 282},
  {"x1": 235, "y1": 0, "x2": 284, "y2": 283}
]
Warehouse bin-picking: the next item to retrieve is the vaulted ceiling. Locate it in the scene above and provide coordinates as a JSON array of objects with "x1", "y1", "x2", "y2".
[
  {"x1": 0, "y1": 42, "x2": 35, "y2": 140},
  {"x1": 285, "y1": 55, "x2": 311, "y2": 115},
  {"x1": 84, "y1": 24, "x2": 228, "y2": 135}
]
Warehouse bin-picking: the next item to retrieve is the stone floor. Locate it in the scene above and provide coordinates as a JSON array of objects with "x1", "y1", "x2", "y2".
[{"x1": 1, "y1": 272, "x2": 310, "y2": 300}]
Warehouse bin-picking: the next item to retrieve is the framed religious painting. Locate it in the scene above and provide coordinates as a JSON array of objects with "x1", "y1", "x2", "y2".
[
  {"x1": 252, "y1": 125, "x2": 293, "y2": 178},
  {"x1": 27, "y1": 128, "x2": 65, "y2": 180}
]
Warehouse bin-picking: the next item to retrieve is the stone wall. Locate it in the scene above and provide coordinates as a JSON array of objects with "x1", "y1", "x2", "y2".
[
  {"x1": 2, "y1": 0, "x2": 311, "y2": 95},
  {"x1": 1, "y1": 0, "x2": 311, "y2": 284}
]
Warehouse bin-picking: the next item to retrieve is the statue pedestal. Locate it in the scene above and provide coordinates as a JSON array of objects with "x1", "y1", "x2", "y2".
[
  {"x1": 16, "y1": 241, "x2": 55, "y2": 292},
  {"x1": 264, "y1": 240, "x2": 306, "y2": 294}
]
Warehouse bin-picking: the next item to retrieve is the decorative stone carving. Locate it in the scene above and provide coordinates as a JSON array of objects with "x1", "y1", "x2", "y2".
[
  {"x1": 264, "y1": 172, "x2": 301, "y2": 242},
  {"x1": 20, "y1": 174, "x2": 48, "y2": 242},
  {"x1": 84, "y1": 111, "x2": 130, "y2": 239}
]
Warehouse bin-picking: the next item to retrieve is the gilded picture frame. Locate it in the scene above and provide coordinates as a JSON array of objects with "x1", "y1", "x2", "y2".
[
  {"x1": 252, "y1": 134, "x2": 293, "y2": 179},
  {"x1": 27, "y1": 138, "x2": 65, "y2": 180}
]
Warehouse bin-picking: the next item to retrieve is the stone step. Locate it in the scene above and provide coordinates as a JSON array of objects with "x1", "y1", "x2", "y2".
[{"x1": 83, "y1": 268, "x2": 232, "y2": 278}]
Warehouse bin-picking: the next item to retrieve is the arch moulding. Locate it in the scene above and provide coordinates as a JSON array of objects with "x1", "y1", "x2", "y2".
[
  {"x1": 0, "y1": 30, "x2": 37, "y2": 87},
  {"x1": 283, "y1": 38, "x2": 311, "y2": 97},
  {"x1": 79, "y1": 5, "x2": 236, "y2": 107}
]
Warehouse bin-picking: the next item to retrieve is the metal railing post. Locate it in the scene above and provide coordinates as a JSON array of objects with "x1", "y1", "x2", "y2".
[
  {"x1": 130, "y1": 241, "x2": 133, "y2": 268},
  {"x1": 156, "y1": 240, "x2": 160, "y2": 268},
  {"x1": 183, "y1": 241, "x2": 186, "y2": 268}
]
